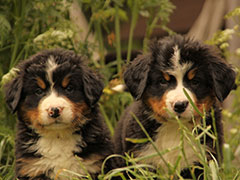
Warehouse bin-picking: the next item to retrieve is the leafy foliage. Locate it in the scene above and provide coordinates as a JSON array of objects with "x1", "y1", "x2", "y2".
[
  {"x1": 0, "y1": 0, "x2": 239, "y2": 179},
  {"x1": 207, "y1": 7, "x2": 240, "y2": 179},
  {"x1": 206, "y1": 7, "x2": 240, "y2": 60}
]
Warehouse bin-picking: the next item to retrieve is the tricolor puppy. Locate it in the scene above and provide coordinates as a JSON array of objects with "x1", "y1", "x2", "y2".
[
  {"x1": 114, "y1": 35, "x2": 236, "y2": 178},
  {"x1": 4, "y1": 49, "x2": 112, "y2": 180}
]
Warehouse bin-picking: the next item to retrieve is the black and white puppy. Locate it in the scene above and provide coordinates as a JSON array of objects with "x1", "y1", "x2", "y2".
[
  {"x1": 114, "y1": 35, "x2": 236, "y2": 178},
  {"x1": 4, "y1": 49, "x2": 113, "y2": 180}
]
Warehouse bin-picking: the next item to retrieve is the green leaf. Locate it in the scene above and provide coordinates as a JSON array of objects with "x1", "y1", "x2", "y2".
[
  {"x1": 183, "y1": 88, "x2": 203, "y2": 117},
  {"x1": 209, "y1": 160, "x2": 219, "y2": 180},
  {"x1": 0, "y1": 14, "x2": 11, "y2": 47},
  {"x1": 125, "y1": 138, "x2": 149, "y2": 144},
  {"x1": 225, "y1": 7, "x2": 240, "y2": 19},
  {"x1": 139, "y1": 10, "x2": 150, "y2": 18}
]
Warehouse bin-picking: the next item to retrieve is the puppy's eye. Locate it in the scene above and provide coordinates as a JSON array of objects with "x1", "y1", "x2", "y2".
[
  {"x1": 191, "y1": 79, "x2": 200, "y2": 86},
  {"x1": 65, "y1": 85, "x2": 74, "y2": 93},
  {"x1": 35, "y1": 88, "x2": 44, "y2": 96},
  {"x1": 159, "y1": 78, "x2": 168, "y2": 86},
  {"x1": 158, "y1": 72, "x2": 170, "y2": 86}
]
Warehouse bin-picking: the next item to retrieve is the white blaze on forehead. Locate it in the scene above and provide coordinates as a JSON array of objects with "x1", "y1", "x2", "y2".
[
  {"x1": 46, "y1": 56, "x2": 58, "y2": 84},
  {"x1": 171, "y1": 45, "x2": 181, "y2": 68},
  {"x1": 165, "y1": 45, "x2": 195, "y2": 119},
  {"x1": 167, "y1": 45, "x2": 193, "y2": 78}
]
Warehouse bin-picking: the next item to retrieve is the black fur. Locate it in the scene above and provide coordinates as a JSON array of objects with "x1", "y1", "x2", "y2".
[
  {"x1": 113, "y1": 35, "x2": 236, "y2": 179},
  {"x1": 124, "y1": 35, "x2": 236, "y2": 102},
  {"x1": 124, "y1": 54, "x2": 152, "y2": 100},
  {"x1": 5, "y1": 74, "x2": 23, "y2": 113},
  {"x1": 4, "y1": 49, "x2": 113, "y2": 180},
  {"x1": 5, "y1": 49, "x2": 104, "y2": 111}
]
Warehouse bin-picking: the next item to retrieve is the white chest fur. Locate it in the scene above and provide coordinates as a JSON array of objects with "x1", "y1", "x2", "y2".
[
  {"x1": 27, "y1": 130, "x2": 100, "y2": 179},
  {"x1": 137, "y1": 122, "x2": 200, "y2": 171}
]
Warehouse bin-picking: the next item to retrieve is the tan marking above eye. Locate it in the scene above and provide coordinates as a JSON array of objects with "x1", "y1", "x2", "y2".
[
  {"x1": 163, "y1": 72, "x2": 170, "y2": 81},
  {"x1": 62, "y1": 75, "x2": 70, "y2": 88},
  {"x1": 36, "y1": 77, "x2": 46, "y2": 89},
  {"x1": 187, "y1": 68, "x2": 197, "y2": 80}
]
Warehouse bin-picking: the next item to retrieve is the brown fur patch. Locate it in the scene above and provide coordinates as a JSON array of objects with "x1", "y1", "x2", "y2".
[
  {"x1": 20, "y1": 106, "x2": 43, "y2": 129},
  {"x1": 147, "y1": 94, "x2": 168, "y2": 123},
  {"x1": 17, "y1": 158, "x2": 44, "y2": 177},
  {"x1": 62, "y1": 75, "x2": 70, "y2": 88},
  {"x1": 194, "y1": 95, "x2": 215, "y2": 117},
  {"x1": 71, "y1": 101, "x2": 90, "y2": 127},
  {"x1": 187, "y1": 68, "x2": 197, "y2": 80},
  {"x1": 26, "y1": 110, "x2": 44, "y2": 129},
  {"x1": 36, "y1": 77, "x2": 46, "y2": 89}
]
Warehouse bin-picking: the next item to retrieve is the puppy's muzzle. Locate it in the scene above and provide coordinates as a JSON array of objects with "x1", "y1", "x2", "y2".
[
  {"x1": 48, "y1": 107, "x2": 64, "y2": 118},
  {"x1": 174, "y1": 101, "x2": 189, "y2": 114}
]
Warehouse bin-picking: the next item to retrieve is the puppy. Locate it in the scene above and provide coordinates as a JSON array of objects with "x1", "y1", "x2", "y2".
[
  {"x1": 4, "y1": 49, "x2": 113, "y2": 180},
  {"x1": 114, "y1": 35, "x2": 236, "y2": 179}
]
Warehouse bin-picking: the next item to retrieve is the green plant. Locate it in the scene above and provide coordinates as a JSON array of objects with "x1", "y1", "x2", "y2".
[
  {"x1": 207, "y1": 7, "x2": 240, "y2": 175},
  {"x1": 0, "y1": 0, "x2": 75, "y2": 179},
  {"x1": 206, "y1": 7, "x2": 240, "y2": 60},
  {"x1": 1, "y1": 1, "x2": 239, "y2": 180}
]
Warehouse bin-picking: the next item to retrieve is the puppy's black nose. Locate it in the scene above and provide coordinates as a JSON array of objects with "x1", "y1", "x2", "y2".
[
  {"x1": 174, "y1": 101, "x2": 189, "y2": 114},
  {"x1": 49, "y1": 107, "x2": 61, "y2": 118}
]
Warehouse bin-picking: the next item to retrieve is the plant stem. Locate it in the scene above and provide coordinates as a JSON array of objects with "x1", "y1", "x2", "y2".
[
  {"x1": 131, "y1": 112, "x2": 170, "y2": 169},
  {"x1": 183, "y1": 88, "x2": 203, "y2": 117},
  {"x1": 115, "y1": 5, "x2": 122, "y2": 75},
  {"x1": 99, "y1": 104, "x2": 114, "y2": 136},
  {"x1": 211, "y1": 108, "x2": 222, "y2": 164},
  {"x1": 95, "y1": 20, "x2": 105, "y2": 66},
  {"x1": 10, "y1": 0, "x2": 27, "y2": 69},
  {"x1": 126, "y1": 0, "x2": 139, "y2": 64},
  {"x1": 9, "y1": 37, "x2": 19, "y2": 69},
  {"x1": 143, "y1": 15, "x2": 159, "y2": 53}
]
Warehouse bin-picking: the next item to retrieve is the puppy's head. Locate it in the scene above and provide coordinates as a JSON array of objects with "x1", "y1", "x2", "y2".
[
  {"x1": 4, "y1": 49, "x2": 104, "y2": 130},
  {"x1": 124, "y1": 35, "x2": 236, "y2": 121}
]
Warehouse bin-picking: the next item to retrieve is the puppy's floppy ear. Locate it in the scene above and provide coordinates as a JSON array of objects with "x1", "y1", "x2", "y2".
[
  {"x1": 209, "y1": 59, "x2": 236, "y2": 102},
  {"x1": 124, "y1": 54, "x2": 152, "y2": 100},
  {"x1": 82, "y1": 68, "x2": 104, "y2": 107},
  {"x1": 4, "y1": 76, "x2": 23, "y2": 113}
]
